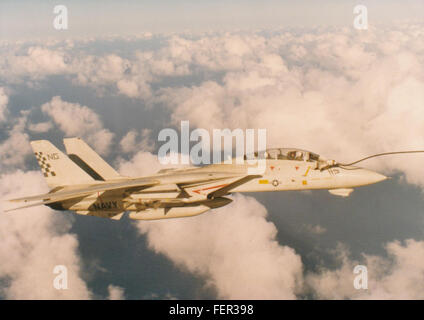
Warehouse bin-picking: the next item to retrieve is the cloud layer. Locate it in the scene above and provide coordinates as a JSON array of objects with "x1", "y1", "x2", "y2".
[
  {"x1": 4, "y1": 25, "x2": 423, "y2": 184},
  {"x1": 0, "y1": 87, "x2": 8, "y2": 122},
  {"x1": 1, "y1": 23, "x2": 424, "y2": 299},
  {"x1": 154, "y1": 26, "x2": 424, "y2": 187},
  {"x1": 138, "y1": 194, "x2": 303, "y2": 299},
  {"x1": 0, "y1": 171, "x2": 91, "y2": 299},
  {"x1": 307, "y1": 239, "x2": 424, "y2": 299}
]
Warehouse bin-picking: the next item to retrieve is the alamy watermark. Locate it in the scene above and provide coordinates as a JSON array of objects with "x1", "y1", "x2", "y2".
[
  {"x1": 157, "y1": 121, "x2": 267, "y2": 174},
  {"x1": 53, "y1": 265, "x2": 68, "y2": 290},
  {"x1": 53, "y1": 5, "x2": 68, "y2": 30},
  {"x1": 353, "y1": 265, "x2": 368, "y2": 290},
  {"x1": 353, "y1": 5, "x2": 368, "y2": 30}
]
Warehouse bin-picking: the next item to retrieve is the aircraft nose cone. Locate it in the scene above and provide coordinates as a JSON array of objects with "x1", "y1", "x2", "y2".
[
  {"x1": 336, "y1": 167, "x2": 387, "y2": 188},
  {"x1": 366, "y1": 170, "x2": 387, "y2": 184},
  {"x1": 353, "y1": 169, "x2": 387, "y2": 186}
]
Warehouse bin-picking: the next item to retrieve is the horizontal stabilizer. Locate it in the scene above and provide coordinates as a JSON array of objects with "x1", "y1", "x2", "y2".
[
  {"x1": 4, "y1": 201, "x2": 47, "y2": 212},
  {"x1": 9, "y1": 178, "x2": 159, "y2": 204}
]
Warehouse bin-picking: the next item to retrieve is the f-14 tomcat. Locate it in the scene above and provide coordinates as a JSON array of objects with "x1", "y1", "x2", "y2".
[{"x1": 7, "y1": 138, "x2": 388, "y2": 220}]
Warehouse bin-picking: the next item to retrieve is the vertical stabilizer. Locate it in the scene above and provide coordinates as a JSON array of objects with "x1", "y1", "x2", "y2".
[
  {"x1": 31, "y1": 140, "x2": 94, "y2": 188},
  {"x1": 63, "y1": 137, "x2": 122, "y2": 180}
]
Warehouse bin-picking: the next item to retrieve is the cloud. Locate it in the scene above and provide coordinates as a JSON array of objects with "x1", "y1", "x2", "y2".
[
  {"x1": 67, "y1": 52, "x2": 151, "y2": 99},
  {"x1": 119, "y1": 128, "x2": 154, "y2": 154},
  {"x1": 117, "y1": 150, "x2": 302, "y2": 299},
  {"x1": 72, "y1": 54, "x2": 129, "y2": 88},
  {"x1": 155, "y1": 25, "x2": 424, "y2": 188},
  {"x1": 117, "y1": 79, "x2": 140, "y2": 98},
  {"x1": 41, "y1": 96, "x2": 114, "y2": 155},
  {"x1": 119, "y1": 146, "x2": 424, "y2": 300},
  {"x1": 0, "y1": 170, "x2": 91, "y2": 299},
  {"x1": 116, "y1": 149, "x2": 191, "y2": 177},
  {"x1": 2, "y1": 24, "x2": 424, "y2": 300},
  {"x1": 117, "y1": 151, "x2": 163, "y2": 177},
  {"x1": 305, "y1": 224, "x2": 327, "y2": 235},
  {"x1": 137, "y1": 194, "x2": 303, "y2": 299},
  {"x1": 1, "y1": 47, "x2": 69, "y2": 83},
  {"x1": 28, "y1": 121, "x2": 53, "y2": 133},
  {"x1": 114, "y1": 25, "x2": 424, "y2": 297},
  {"x1": 0, "y1": 87, "x2": 8, "y2": 122},
  {"x1": 107, "y1": 285, "x2": 125, "y2": 300},
  {"x1": 0, "y1": 114, "x2": 32, "y2": 169},
  {"x1": 306, "y1": 240, "x2": 424, "y2": 299}
]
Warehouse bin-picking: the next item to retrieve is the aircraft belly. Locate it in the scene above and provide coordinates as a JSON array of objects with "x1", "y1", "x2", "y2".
[{"x1": 65, "y1": 196, "x2": 124, "y2": 212}]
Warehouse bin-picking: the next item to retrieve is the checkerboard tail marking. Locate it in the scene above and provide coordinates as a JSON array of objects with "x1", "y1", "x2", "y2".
[{"x1": 34, "y1": 151, "x2": 57, "y2": 177}]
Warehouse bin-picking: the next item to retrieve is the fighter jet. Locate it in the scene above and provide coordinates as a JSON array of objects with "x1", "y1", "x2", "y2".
[{"x1": 7, "y1": 138, "x2": 388, "y2": 220}]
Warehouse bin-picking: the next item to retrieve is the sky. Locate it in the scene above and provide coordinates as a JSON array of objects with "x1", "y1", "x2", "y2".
[
  {"x1": 1, "y1": 1, "x2": 424, "y2": 299},
  {"x1": 1, "y1": 0, "x2": 424, "y2": 39}
]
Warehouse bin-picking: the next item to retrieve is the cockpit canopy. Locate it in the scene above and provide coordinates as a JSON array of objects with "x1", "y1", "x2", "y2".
[{"x1": 244, "y1": 148, "x2": 321, "y2": 162}]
